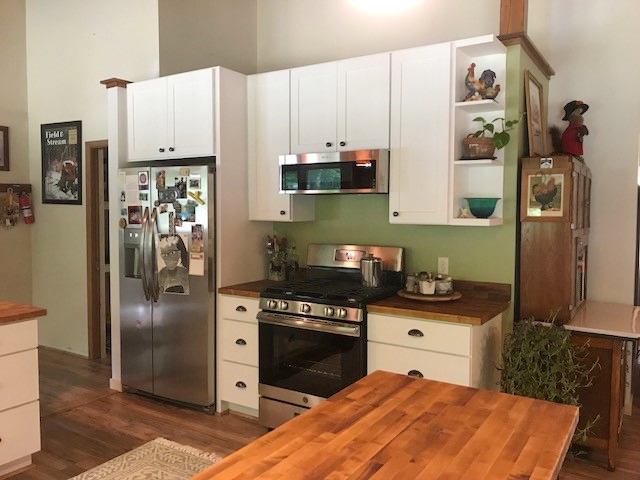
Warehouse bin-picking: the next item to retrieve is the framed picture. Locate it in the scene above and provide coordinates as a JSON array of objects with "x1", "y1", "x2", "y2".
[
  {"x1": 521, "y1": 169, "x2": 570, "y2": 222},
  {"x1": 0, "y1": 126, "x2": 8, "y2": 171},
  {"x1": 524, "y1": 71, "x2": 547, "y2": 157},
  {"x1": 41, "y1": 121, "x2": 82, "y2": 205}
]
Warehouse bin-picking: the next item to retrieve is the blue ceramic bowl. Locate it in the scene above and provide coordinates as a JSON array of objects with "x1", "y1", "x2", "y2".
[{"x1": 464, "y1": 197, "x2": 500, "y2": 218}]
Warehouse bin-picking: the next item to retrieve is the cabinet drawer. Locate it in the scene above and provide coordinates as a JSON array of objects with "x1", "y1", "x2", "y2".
[
  {"x1": 0, "y1": 350, "x2": 39, "y2": 412},
  {"x1": 0, "y1": 320, "x2": 38, "y2": 357},
  {"x1": 368, "y1": 342, "x2": 471, "y2": 387},
  {"x1": 220, "y1": 320, "x2": 258, "y2": 366},
  {"x1": 219, "y1": 361, "x2": 258, "y2": 410},
  {"x1": 0, "y1": 401, "x2": 40, "y2": 465},
  {"x1": 219, "y1": 295, "x2": 259, "y2": 324},
  {"x1": 367, "y1": 313, "x2": 471, "y2": 356}
]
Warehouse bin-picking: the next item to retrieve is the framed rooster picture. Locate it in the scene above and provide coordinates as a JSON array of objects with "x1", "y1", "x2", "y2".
[
  {"x1": 521, "y1": 170, "x2": 570, "y2": 222},
  {"x1": 41, "y1": 121, "x2": 82, "y2": 205}
]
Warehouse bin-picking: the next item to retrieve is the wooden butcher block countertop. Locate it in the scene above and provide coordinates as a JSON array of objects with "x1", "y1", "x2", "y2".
[
  {"x1": 193, "y1": 370, "x2": 578, "y2": 480},
  {"x1": 0, "y1": 301, "x2": 47, "y2": 325},
  {"x1": 219, "y1": 278, "x2": 510, "y2": 326}
]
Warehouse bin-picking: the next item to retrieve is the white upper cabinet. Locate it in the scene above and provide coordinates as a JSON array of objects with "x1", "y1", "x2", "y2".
[
  {"x1": 389, "y1": 43, "x2": 452, "y2": 224},
  {"x1": 248, "y1": 70, "x2": 314, "y2": 222},
  {"x1": 290, "y1": 53, "x2": 390, "y2": 154},
  {"x1": 127, "y1": 68, "x2": 216, "y2": 162}
]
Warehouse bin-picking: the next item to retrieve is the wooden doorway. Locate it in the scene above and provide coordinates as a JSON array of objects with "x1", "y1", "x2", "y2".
[{"x1": 86, "y1": 140, "x2": 109, "y2": 360}]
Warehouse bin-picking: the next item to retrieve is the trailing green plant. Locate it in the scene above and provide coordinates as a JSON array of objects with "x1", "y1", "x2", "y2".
[
  {"x1": 468, "y1": 114, "x2": 523, "y2": 150},
  {"x1": 499, "y1": 315, "x2": 599, "y2": 445}
]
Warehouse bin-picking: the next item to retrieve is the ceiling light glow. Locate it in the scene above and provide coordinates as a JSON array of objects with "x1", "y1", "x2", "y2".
[{"x1": 348, "y1": 0, "x2": 423, "y2": 15}]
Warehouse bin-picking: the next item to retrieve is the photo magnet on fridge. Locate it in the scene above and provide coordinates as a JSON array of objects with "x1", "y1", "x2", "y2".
[
  {"x1": 138, "y1": 171, "x2": 149, "y2": 190},
  {"x1": 128, "y1": 205, "x2": 142, "y2": 224},
  {"x1": 157, "y1": 234, "x2": 190, "y2": 294}
]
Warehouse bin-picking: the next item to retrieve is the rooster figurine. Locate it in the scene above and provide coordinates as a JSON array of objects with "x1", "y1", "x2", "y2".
[{"x1": 463, "y1": 63, "x2": 501, "y2": 101}]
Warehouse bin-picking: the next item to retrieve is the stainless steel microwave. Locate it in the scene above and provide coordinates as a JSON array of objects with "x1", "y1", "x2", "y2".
[{"x1": 279, "y1": 149, "x2": 389, "y2": 194}]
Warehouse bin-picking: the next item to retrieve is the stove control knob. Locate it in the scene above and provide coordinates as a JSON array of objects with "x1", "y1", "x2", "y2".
[
  {"x1": 267, "y1": 300, "x2": 278, "y2": 309},
  {"x1": 324, "y1": 307, "x2": 335, "y2": 317},
  {"x1": 300, "y1": 303, "x2": 311, "y2": 313},
  {"x1": 279, "y1": 301, "x2": 289, "y2": 310},
  {"x1": 337, "y1": 308, "x2": 347, "y2": 318}
]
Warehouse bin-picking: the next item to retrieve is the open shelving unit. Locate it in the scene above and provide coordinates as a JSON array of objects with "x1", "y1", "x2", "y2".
[{"x1": 448, "y1": 35, "x2": 507, "y2": 226}]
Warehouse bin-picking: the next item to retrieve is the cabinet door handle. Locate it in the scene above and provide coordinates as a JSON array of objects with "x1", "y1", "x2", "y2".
[
  {"x1": 235, "y1": 338, "x2": 247, "y2": 346},
  {"x1": 408, "y1": 370, "x2": 424, "y2": 378},
  {"x1": 408, "y1": 329, "x2": 424, "y2": 337},
  {"x1": 325, "y1": 142, "x2": 333, "y2": 147},
  {"x1": 280, "y1": 210, "x2": 286, "y2": 215},
  {"x1": 159, "y1": 148, "x2": 165, "y2": 152},
  {"x1": 236, "y1": 305, "x2": 247, "y2": 312},
  {"x1": 235, "y1": 381, "x2": 247, "y2": 389},
  {"x1": 339, "y1": 141, "x2": 346, "y2": 147},
  {"x1": 169, "y1": 147, "x2": 175, "y2": 152},
  {"x1": 393, "y1": 211, "x2": 399, "y2": 217}
]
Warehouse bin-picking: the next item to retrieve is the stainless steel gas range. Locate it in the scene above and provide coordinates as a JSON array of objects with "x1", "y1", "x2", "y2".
[{"x1": 257, "y1": 243, "x2": 404, "y2": 428}]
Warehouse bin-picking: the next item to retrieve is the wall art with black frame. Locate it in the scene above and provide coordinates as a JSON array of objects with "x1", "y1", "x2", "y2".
[{"x1": 41, "y1": 121, "x2": 82, "y2": 205}]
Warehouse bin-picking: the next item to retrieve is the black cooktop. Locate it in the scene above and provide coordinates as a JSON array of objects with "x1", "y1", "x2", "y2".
[{"x1": 261, "y1": 278, "x2": 399, "y2": 306}]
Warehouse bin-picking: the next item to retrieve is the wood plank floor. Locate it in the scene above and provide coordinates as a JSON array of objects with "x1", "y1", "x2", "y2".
[
  {"x1": 12, "y1": 348, "x2": 267, "y2": 479},
  {"x1": 9, "y1": 348, "x2": 640, "y2": 479}
]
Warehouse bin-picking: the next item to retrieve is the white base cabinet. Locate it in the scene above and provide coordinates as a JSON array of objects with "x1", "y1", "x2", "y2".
[
  {"x1": 217, "y1": 295, "x2": 260, "y2": 415},
  {"x1": 0, "y1": 320, "x2": 40, "y2": 476},
  {"x1": 367, "y1": 312, "x2": 502, "y2": 390}
]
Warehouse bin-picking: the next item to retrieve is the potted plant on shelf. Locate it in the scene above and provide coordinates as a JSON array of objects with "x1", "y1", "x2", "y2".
[{"x1": 462, "y1": 114, "x2": 523, "y2": 159}]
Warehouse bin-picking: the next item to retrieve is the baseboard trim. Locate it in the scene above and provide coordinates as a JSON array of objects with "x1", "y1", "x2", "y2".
[{"x1": 109, "y1": 377, "x2": 123, "y2": 392}]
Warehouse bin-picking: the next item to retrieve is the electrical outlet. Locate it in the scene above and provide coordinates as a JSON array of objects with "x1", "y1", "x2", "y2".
[{"x1": 438, "y1": 257, "x2": 449, "y2": 275}]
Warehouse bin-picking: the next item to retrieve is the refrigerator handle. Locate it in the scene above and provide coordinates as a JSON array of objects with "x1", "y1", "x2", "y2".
[
  {"x1": 149, "y1": 207, "x2": 160, "y2": 302},
  {"x1": 140, "y1": 207, "x2": 151, "y2": 301}
]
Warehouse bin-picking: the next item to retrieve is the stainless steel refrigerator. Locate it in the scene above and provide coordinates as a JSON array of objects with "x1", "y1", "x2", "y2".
[{"x1": 118, "y1": 163, "x2": 215, "y2": 411}]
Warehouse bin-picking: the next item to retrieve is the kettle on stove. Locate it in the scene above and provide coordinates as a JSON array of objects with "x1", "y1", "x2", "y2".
[{"x1": 360, "y1": 253, "x2": 382, "y2": 288}]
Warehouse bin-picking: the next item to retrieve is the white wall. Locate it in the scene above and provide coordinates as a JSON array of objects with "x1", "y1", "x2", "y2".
[
  {"x1": 257, "y1": 0, "x2": 500, "y2": 72},
  {"x1": 0, "y1": 0, "x2": 31, "y2": 305},
  {"x1": 159, "y1": 0, "x2": 257, "y2": 76},
  {"x1": 25, "y1": 0, "x2": 159, "y2": 355},
  {"x1": 547, "y1": 1, "x2": 639, "y2": 304}
]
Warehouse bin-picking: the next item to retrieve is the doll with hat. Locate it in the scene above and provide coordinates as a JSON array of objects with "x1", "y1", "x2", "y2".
[{"x1": 560, "y1": 100, "x2": 589, "y2": 158}]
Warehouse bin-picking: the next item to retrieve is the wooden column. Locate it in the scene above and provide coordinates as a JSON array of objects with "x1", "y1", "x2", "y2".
[
  {"x1": 498, "y1": 0, "x2": 555, "y2": 79},
  {"x1": 500, "y1": 0, "x2": 528, "y2": 36}
]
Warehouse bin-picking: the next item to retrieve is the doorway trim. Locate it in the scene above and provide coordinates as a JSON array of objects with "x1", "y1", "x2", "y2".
[{"x1": 86, "y1": 140, "x2": 108, "y2": 359}]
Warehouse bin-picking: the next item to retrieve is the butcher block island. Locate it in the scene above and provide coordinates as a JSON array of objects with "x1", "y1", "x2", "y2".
[
  {"x1": 194, "y1": 371, "x2": 578, "y2": 480},
  {"x1": 0, "y1": 301, "x2": 46, "y2": 477}
]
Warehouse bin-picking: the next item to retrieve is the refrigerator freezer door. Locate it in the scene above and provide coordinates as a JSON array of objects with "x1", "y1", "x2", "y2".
[{"x1": 119, "y1": 167, "x2": 154, "y2": 393}]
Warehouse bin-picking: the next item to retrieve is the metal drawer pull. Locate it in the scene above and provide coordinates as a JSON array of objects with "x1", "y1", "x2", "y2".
[
  {"x1": 408, "y1": 329, "x2": 424, "y2": 337},
  {"x1": 235, "y1": 381, "x2": 247, "y2": 389},
  {"x1": 236, "y1": 305, "x2": 247, "y2": 312},
  {"x1": 408, "y1": 370, "x2": 424, "y2": 378},
  {"x1": 235, "y1": 338, "x2": 247, "y2": 346}
]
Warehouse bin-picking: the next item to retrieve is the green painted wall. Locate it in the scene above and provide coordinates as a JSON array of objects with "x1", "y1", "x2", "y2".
[{"x1": 273, "y1": 46, "x2": 546, "y2": 329}]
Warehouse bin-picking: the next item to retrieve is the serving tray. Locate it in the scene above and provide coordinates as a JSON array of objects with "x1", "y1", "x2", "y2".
[{"x1": 397, "y1": 289, "x2": 462, "y2": 302}]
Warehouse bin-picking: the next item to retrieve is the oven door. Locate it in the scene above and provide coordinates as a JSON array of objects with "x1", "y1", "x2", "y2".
[{"x1": 257, "y1": 312, "x2": 366, "y2": 399}]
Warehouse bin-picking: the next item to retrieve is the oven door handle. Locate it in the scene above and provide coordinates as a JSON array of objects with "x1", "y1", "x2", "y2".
[{"x1": 257, "y1": 312, "x2": 361, "y2": 337}]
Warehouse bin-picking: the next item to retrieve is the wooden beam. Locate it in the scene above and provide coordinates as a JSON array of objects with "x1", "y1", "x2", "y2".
[{"x1": 500, "y1": 0, "x2": 528, "y2": 36}]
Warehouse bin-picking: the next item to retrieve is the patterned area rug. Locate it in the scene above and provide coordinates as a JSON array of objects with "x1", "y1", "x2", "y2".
[{"x1": 69, "y1": 438, "x2": 222, "y2": 480}]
